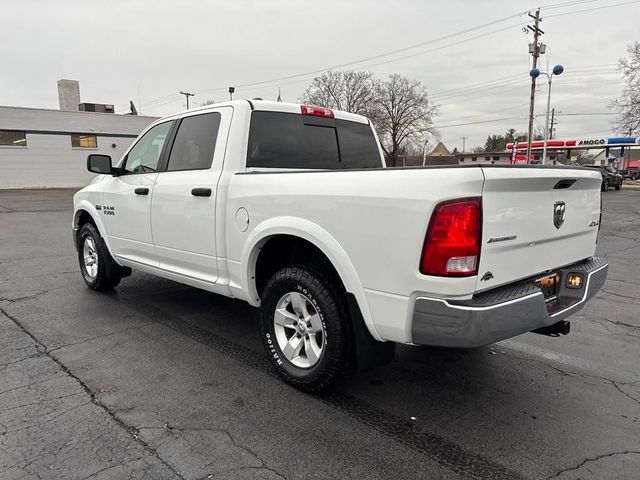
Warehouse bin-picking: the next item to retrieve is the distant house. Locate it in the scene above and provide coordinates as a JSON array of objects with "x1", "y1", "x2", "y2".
[
  {"x1": 456, "y1": 151, "x2": 512, "y2": 165},
  {"x1": 396, "y1": 142, "x2": 458, "y2": 166}
]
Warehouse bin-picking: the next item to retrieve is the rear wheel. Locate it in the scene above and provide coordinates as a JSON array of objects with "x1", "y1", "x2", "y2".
[
  {"x1": 615, "y1": 182, "x2": 621, "y2": 190},
  {"x1": 77, "y1": 223, "x2": 123, "y2": 290},
  {"x1": 602, "y1": 179, "x2": 609, "y2": 191},
  {"x1": 260, "y1": 266, "x2": 353, "y2": 392}
]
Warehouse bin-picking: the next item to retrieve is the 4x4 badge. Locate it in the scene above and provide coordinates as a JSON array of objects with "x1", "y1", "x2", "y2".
[{"x1": 554, "y1": 201, "x2": 566, "y2": 229}]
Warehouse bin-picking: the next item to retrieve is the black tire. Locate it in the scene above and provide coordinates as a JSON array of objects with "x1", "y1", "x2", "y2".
[
  {"x1": 260, "y1": 266, "x2": 354, "y2": 393},
  {"x1": 77, "y1": 223, "x2": 122, "y2": 290},
  {"x1": 615, "y1": 182, "x2": 621, "y2": 190},
  {"x1": 602, "y1": 179, "x2": 609, "y2": 191}
]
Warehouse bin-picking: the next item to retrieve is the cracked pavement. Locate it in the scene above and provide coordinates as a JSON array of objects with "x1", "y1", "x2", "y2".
[{"x1": 0, "y1": 188, "x2": 639, "y2": 479}]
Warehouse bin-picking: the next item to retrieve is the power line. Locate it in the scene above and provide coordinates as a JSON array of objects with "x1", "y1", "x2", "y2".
[
  {"x1": 430, "y1": 63, "x2": 617, "y2": 100},
  {"x1": 438, "y1": 102, "x2": 530, "y2": 123},
  {"x1": 537, "y1": 0, "x2": 597, "y2": 9},
  {"x1": 130, "y1": 1, "x2": 632, "y2": 113},
  {"x1": 438, "y1": 116, "x2": 524, "y2": 129},
  {"x1": 545, "y1": 0, "x2": 640, "y2": 18},
  {"x1": 191, "y1": 21, "x2": 530, "y2": 97},
  {"x1": 141, "y1": 3, "x2": 588, "y2": 107},
  {"x1": 555, "y1": 112, "x2": 618, "y2": 115}
]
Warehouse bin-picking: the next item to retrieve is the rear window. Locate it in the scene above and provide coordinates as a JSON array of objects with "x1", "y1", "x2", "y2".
[
  {"x1": 166, "y1": 112, "x2": 221, "y2": 171},
  {"x1": 247, "y1": 111, "x2": 381, "y2": 169}
]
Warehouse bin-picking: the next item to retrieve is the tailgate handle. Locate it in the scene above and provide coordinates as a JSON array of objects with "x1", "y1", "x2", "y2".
[
  {"x1": 134, "y1": 187, "x2": 149, "y2": 195},
  {"x1": 191, "y1": 188, "x2": 212, "y2": 197},
  {"x1": 554, "y1": 179, "x2": 576, "y2": 189}
]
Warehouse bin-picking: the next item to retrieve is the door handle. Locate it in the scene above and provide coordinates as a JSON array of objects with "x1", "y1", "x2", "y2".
[
  {"x1": 191, "y1": 188, "x2": 212, "y2": 197},
  {"x1": 134, "y1": 187, "x2": 149, "y2": 195}
]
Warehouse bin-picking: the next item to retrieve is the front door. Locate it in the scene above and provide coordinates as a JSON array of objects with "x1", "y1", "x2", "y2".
[
  {"x1": 150, "y1": 108, "x2": 231, "y2": 283},
  {"x1": 101, "y1": 121, "x2": 173, "y2": 266}
]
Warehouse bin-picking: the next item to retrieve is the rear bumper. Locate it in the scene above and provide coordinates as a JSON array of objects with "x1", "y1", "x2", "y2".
[{"x1": 411, "y1": 257, "x2": 608, "y2": 347}]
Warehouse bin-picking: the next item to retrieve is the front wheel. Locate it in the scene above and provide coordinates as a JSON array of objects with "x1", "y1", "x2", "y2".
[
  {"x1": 602, "y1": 179, "x2": 609, "y2": 191},
  {"x1": 77, "y1": 223, "x2": 123, "y2": 290},
  {"x1": 260, "y1": 266, "x2": 353, "y2": 392}
]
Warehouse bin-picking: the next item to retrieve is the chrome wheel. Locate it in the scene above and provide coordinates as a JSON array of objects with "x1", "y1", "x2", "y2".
[
  {"x1": 273, "y1": 291, "x2": 325, "y2": 368},
  {"x1": 83, "y1": 236, "x2": 98, "y2": 279}
]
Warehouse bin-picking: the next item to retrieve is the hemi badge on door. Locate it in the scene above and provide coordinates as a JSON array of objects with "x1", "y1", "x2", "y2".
[{"x1": 487, "y1": 235, "x2": 517, "y2": 244}]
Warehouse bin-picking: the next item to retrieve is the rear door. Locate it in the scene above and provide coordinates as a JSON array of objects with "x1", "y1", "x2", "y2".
[
  {"x1": 476, "y1": 167, "x2": 602, "y2": 292},
  {"x1": 150, "y1": 107, "x2": 232, "y2": 283}
]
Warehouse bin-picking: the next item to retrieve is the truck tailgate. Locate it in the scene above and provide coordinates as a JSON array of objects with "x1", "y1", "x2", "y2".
[{"x1": 477, "y1": 167, "x2": 602, "y2": 292}]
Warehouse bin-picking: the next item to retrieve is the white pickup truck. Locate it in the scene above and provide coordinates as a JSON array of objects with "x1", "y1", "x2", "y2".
[{"x1": 73, "y1": 100, "x2": 608, "y2": 391}]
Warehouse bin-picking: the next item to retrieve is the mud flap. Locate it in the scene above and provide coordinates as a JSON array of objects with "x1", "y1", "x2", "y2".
[{"x1": 346, "y1": 293, "x2": 395, "y2": 370}]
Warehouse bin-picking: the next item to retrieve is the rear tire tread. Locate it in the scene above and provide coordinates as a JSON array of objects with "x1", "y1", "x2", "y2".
[{"x1": 260, "y1": 265, "x2": 354, "y2": 393}]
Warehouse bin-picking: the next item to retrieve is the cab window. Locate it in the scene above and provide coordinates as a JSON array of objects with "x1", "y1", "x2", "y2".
[
  {"x1": 122, "y1": 122, "x2": 172, "y2": 174},
  {"x1": 165, "y1": 113, "x2": 221, "y2": 171}
]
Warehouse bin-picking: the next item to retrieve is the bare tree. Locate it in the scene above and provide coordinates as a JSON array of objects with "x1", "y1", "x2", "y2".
[
  {"x1": 300, "y1": 70, "x2": 379, "y2": 115},
  {"x1": 300, "y1": 70, "x2": 438, "y2": 166},
  {"x1": 612, "y1": 42, "x2": 640, "y2": 135},
  {"x1": 374, "y1": 74, "x2": 438, "y2": 166}
]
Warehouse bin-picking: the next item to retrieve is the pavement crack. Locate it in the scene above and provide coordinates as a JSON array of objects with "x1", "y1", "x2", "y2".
[
  {"x1": 600, "y1": 288, "x2": 640, "y2": 302},
  {"x1": 46, "y1": 325, "x2": 147, "y2": 354},
  {"x1": 0, "y1": 290, "x2": 49, "y2": 303},
  {"x1": 0, "y1": 305, "x2": 185, "y2": 480},
  {"x1": 547, "y1": 451, "x2": 640, "y2": 479},
  {"x1": 0, "y1": 391, "x2": 83, "y2": 415},
  {"x1": 0, "y1": 376, "x2": 59, "y2": 397},
  {"x1": 501, "y1": 345, "x2": 636, "y2": 386},
  {"x1": 3, "y1": 401, "x2": 91, "y2": 436},
  {"x1": 611, "y1": 380, "x2": 640, "y2": 408},
  {"x1": 204, "y1": 466, "x2": 288, "y2": 480},
  {"x1": 139, "y1": 424, "x2": 288, "y2": 480},
  {"x1": 76, "y1": 455, "x2": 147, "y2": 480},
  {"x1": 0, "y1": 352, "x2": 44, "y2": 369}
]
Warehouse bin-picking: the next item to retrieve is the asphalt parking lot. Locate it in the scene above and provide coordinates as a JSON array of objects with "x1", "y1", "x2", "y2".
[{"x1": 1, "y1": 188, "x2": 639, "y2": 480}]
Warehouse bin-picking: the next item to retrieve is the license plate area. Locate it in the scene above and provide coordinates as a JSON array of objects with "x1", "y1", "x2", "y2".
[{"x1": 535, "y1": 273, "x2": 560, "y2": 304}]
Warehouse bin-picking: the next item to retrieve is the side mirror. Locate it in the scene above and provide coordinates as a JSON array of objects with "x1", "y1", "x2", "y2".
[{"x1": 87, "y1": 154, "x2": 114, "y2": 175}]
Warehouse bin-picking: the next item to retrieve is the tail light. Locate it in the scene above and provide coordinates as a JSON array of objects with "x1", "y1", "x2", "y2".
[
  {"x1": 300, "y1": 105, "x2": 334, "y2": 118},
  {"x1": 420, "y1": 198, "x2": 482, "y2": 277}
]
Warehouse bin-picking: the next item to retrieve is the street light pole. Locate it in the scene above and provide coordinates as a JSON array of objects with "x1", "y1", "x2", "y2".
[
  {"x1": 541, "y1": 75, "x2": 554, "y2": 165},
  {"x1": 530, "y1": 65, "x2": 563, "y2": 165}
]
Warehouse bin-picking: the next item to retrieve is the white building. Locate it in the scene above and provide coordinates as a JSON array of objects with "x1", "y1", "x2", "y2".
[{"x1": 0, "y1": 80, "x2": 157, "y2": 189}]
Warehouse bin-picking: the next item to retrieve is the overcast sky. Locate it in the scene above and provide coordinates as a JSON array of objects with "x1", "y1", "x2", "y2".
[{"x1": 2, "y1": 0, "x2": 638, "y2": 151}]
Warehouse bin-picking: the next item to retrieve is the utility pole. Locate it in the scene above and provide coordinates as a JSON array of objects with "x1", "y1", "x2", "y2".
[
  {"x1": 549, "y1": 108, "x2": 555, "y2": 139},
  {"x1": 460, "y1": 136, "x2": 468, "y2": 152},
  {"x1": 179, "y1": 91, "x2": 194, "y2": 109},
  {"x1": 526, "y1": 9, "x2": 543, "y2": 164}
]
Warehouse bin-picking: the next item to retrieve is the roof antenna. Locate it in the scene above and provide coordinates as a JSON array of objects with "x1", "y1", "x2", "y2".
[{"x1": 277, "y1": 87, "x2": 282, "y2": 102}]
